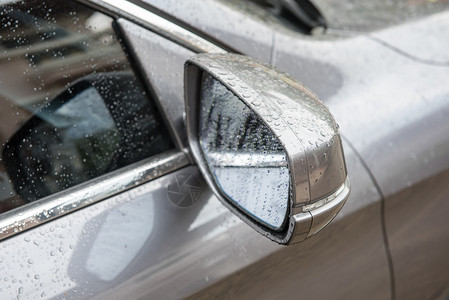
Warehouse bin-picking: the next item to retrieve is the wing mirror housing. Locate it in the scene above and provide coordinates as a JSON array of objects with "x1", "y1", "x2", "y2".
[{"x1": 185, "y1": 53, "x2": 349, "y2": 244}]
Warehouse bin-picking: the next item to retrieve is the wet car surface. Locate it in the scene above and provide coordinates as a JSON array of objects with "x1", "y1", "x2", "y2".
[{"x1": 0, "y1": 0, "x2": 449, "y2": 299}]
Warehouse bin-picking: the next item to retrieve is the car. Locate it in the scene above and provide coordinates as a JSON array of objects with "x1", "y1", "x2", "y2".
[{"x1": 0, "y1": 0, "x2": 448, "y2": 299}]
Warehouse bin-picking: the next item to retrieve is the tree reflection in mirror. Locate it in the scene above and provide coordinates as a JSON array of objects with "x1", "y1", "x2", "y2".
[{"x1": 199, "y1": 74, "x2": 289, "y2": 230}]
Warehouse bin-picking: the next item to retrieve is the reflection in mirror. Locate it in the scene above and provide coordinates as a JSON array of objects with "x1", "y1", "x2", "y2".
[{"x1": 199, "y1": 74, "x2": 289, "y2": 230}]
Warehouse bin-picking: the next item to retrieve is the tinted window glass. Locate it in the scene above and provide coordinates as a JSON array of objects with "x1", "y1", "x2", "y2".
[{"x1": 0, "y1": 0, "x2": 173, "y2": 212}]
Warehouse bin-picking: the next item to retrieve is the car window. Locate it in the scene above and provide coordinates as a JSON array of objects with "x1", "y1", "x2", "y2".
[{"x1": 0, "y1": 0, "x2": 173, "y2": 213}]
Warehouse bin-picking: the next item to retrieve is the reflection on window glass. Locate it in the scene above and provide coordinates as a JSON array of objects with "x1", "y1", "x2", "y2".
[{"x1": 0, "y1": 0, "x2": 173, "y2": 212}]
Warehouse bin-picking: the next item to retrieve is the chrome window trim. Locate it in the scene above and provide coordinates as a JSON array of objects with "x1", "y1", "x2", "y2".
[
  {"x1": 81, "y1": 0, "x2": 227, "y2": 54},
  {"x1": 0, "y1": 150, "x2": 190, "y2": 241}
]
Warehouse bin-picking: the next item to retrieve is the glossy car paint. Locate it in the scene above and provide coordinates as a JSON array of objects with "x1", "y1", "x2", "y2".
[
  {"x1": 116, "y1": 18, "x2": 196, "y2": 149},
  {"x1": 272, "y1": 13, "x2": 449, "y2": 299},
  {"x1": 0, "y1": 1, "x2": 448, "y2": 300},
  {"x1": 0, "y1": 145, "x2": 388, "y2": 299},
  {"x1": 127, "y1": 2, "x2": 449, "y2": 298}
]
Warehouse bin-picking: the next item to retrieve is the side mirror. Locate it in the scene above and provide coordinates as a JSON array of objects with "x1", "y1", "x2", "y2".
[{"x1": 185, "y1": 54, "x2": 350, "y2": 244}]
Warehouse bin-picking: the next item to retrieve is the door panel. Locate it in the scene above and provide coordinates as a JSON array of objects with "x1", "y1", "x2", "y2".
[
  {"x1": 0, "y1": 165, "x2": 207, "y2": 299},
  {"x1": 0, "y1": 143, "x2": 390, "y2": 300},
  {"x1": 385, "y1": 169, "x2": 449, "y2": 300},
  {"x1": 184, "y1": 140, "x2": 391, "y2": 300}
]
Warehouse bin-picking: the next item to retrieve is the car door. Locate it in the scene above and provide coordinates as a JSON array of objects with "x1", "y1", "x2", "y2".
[
  {"x1": 0, "y1": 0, "x2": 392, "y2": 299},
  {"x1": 0, "y1": 0, "x2": 189, "y2": 298}
]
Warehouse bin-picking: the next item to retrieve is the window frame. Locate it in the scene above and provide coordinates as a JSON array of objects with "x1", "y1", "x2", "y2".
[{"x1": 0, "y1": 0, "x2": 225, "y2": 240}]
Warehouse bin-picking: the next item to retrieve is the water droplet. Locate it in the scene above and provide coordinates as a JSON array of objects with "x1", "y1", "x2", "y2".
[
  {"x1": 251, "y1": 100, "x2": 261, "y2": 106},
  {"x1": 208, "y1": 63, "x2": 220, "y2": 68}
]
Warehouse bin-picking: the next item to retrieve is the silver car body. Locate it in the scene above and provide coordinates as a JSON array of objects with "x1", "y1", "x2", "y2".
[{"x1": 0, "y1": 0, "x2": 448, "y2": 299}]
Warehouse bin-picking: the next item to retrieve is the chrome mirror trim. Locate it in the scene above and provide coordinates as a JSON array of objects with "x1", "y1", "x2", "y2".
[
  {"x1": 0, "y1": 150, "x2": 189, "y2": 241},
  {"x1": 292, "y1": 177, "x2": 350, "y2": 243},
  {"x1": 185, "y1": 53, "x2": 349, "y2": 244}
]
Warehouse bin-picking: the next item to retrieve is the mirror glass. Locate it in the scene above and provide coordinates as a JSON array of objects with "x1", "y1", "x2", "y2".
[{"x1": 199, "y1": 74, "x2": 289, "y2": 230}]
